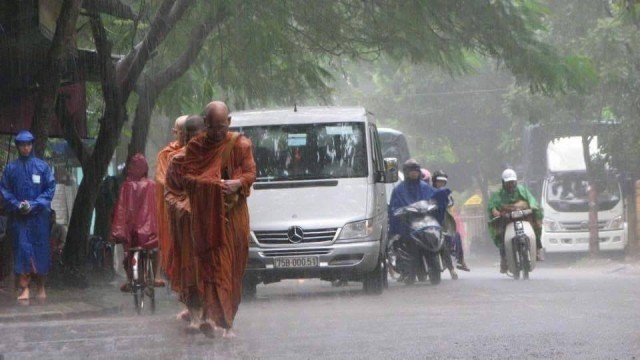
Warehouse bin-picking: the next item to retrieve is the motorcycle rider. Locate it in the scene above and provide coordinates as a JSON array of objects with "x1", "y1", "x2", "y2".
[
  {"x1": 389, "y1": 159, "x2": 449, "y2": 284},
  {"x1": 431, "y1": 170, "x2": 470, "y2": 272},
  {"x1": 487, "y1": 169, "x2": 544, "y2": 274}
]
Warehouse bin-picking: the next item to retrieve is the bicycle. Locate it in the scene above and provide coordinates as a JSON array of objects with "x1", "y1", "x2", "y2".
[{"x1": 128, "y1": 247, "x2": 156, "y2": 315}]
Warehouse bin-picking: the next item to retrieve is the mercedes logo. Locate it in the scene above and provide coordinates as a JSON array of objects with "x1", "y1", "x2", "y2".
[{"x1": 287, "y1": 226, "x2": 304, "y2": 244}]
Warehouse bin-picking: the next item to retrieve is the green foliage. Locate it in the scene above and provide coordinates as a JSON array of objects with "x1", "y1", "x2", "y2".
[{"x1": 504, "y1": 0, "x2": 640, "y2": 178}]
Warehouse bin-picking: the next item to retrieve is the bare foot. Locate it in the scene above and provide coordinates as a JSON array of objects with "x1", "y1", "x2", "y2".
[
  {"x1": 176, "y1": 309, "x2": 191, "y2": 322},
  {"x1": 17, "y1": 287, "x2": 29, "y2": 301},
  {"x1": 185, "y1": 318, "x2": 202, "y2": 335},
  {"x1": 222, "y1": 328, "x2": 237, "y2": 339},
  {"x1": 36, "y1": 287, "x2": 46, "y2": 300}
]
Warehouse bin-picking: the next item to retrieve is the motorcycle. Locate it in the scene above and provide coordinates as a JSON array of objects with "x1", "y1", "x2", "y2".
[
  {"x1": 387, "y1": 199, "x2": 445, "y2": 285},
  {"x1": 493, "y1": 207, "x2": 537, "y2": 280}
]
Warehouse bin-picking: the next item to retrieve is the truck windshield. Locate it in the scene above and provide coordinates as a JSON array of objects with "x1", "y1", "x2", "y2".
[
  {"x1": 235, "y1": 122, "x2": 368, "y2": 182},
  {"x1": 545, "y1": 173, "x2": 621, "y2": 212}
]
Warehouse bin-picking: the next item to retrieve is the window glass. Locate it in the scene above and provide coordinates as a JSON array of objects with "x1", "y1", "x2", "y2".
[{"x1": 235, "y1": 122, "x2": 367, "y2": 182}]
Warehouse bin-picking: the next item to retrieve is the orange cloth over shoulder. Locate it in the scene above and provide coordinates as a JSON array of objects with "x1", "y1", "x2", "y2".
[
  {"x1": 175, "y1": 132, "x2": 256, "y2": 329},
  {"x1": 155, "y1": 141, "x2": 182, "y2": 278}
]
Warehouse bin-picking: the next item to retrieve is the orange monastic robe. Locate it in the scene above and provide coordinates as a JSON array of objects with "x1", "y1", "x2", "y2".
[
  {"x1": 155, "y1": 141, "x2": 182, "y2": 280},
  {"x1": 164, "y1": 149, "x2": 197, "y2": 303},
  {"x1": 169, "y1": 132, "x2": 256, "y2": 329}
]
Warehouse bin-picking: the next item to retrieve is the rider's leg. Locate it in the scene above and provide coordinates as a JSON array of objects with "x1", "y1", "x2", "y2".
[
  {"x1": 440, "y1": 238, "x2": 457, "y2": 279},
  {"x1": 151, "y1": 251, "x2": 165, "y2": 287},
  {"x1": 453, "y1": 232, "x2": 470, "y2": 271},
  {"x1": 533, "y1": 225, "x2": 544, "y2": 261},
  {"x1": 120, "y1": 252, "x2": 133, "y2": 292},
  {"x1": 499, "y1": 244, "x2": 508, "y2": 273}
]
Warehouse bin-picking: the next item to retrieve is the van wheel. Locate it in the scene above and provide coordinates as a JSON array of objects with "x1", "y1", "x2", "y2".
[
  {"x1": 363, "y1": 255, "x2": 385, "y2": 295},
  {"x1": 242, "y1": 277, "x2": 258, "y2": 300}
]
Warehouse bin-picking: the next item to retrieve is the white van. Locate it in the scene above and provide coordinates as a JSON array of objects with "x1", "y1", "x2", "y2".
[
  {"x1": 541, "y1": 137, "x2": 627, "y2": 252},
  {"x1": 231, "y1": 107, "x2": 398, "y2": 296}
]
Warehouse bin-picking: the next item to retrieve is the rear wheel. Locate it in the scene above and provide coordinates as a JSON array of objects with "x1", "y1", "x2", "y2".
[
  {"x1": 144, "y1": 253, "x2": 156, "y2": 314},
  {"x1": 363, "y1": 255, "x2": 386, "y2": 295},
  {"x1": 242, "y1": 276, "x2": 258, "y2": 300},
  {"x1": 522, "y1": 240, "x2": 531, "y2": 280},
  {"x1": 132, "y1": 252, "x2": 143, "y2": 314},
  {"x1": 426, "y1": 253, "x2": 441, "y2": 285},
  {"x1": 133, "y1": 286, "x2": 143, "y2": 315}
]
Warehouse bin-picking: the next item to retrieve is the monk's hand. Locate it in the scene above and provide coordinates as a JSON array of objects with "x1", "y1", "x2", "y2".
[
  {"x1": 221, "y1": 179, "x2": 242, "y2": 195},
  {"x1": 491, "y1": 208, "x2": 501, "y2": 218}
]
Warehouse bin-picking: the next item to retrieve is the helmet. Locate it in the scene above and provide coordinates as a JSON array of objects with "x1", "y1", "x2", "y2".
[
  {"x1": 501, "y1": 168, "x2": 517, "y2": 182},
  {"x1": 402, "y1": 159, "x2": 421, "y2": 174},
  {"x1": 14, "y1": 130, "x2": 34, "y2": 144},
  {"x1": 432, "y1": 170, "x2": 448, "y2": 184},
  {"x1": 420, "y1": 168, "x2": 431, "y2": 182}
]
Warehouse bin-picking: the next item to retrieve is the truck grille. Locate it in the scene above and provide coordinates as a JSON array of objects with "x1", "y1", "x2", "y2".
[
  {"x1": 559, "y1": 220, "x2": 607, "y2": 231},
  {"x1": 254, "y1": 228, "x2": 338, "y2": 245}
]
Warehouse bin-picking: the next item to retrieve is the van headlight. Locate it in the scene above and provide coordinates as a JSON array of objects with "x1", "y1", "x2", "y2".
[
  {"x1": 543, "y1": 218, "x2": 562, "y2": 232},
  {"x1": 607, "y1": 216, "x2": 624, "y2": 230},
  {"x1": 337, "y1": 219, "x2": 378, "y2": 242}
]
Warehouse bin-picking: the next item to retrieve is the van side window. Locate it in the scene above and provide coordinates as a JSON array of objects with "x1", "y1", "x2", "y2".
[{"x1": 369, "y1": 126, "x2": 385, "y2": 179}]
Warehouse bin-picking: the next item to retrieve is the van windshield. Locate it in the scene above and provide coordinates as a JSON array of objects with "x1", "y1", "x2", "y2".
[
  {"x1": 235, "y1": 122, "x2": 368, "y2": 182},
  {"x1": 545, "y1": 172, "x2": 621, "y2": 212}
]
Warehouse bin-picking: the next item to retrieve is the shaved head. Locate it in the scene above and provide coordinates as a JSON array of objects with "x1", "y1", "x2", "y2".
[
  {"x1": 183, "y1": 114, "x2": 206, "y2": 144},
  {"x1": 204, "y1": 101, "x2": 231, "y2": 143},
  {"x1": 172, "y1": 115, "x2": 188, "y2": 145}
]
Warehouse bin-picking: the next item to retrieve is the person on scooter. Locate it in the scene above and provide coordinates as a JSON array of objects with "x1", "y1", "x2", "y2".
[
  {"x1": 487, "y1": 169, "x2": 544, "y2": 274},
  {"x1": 389, "y1": 160, "x2": 449, "y2": 283},
  {"x1": 431, "y1": 170, "x2": 470, "y2": 272}
]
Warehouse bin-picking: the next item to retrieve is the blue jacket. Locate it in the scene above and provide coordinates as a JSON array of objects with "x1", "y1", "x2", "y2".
[
  {"x1": 389, "y1": 179, "x2": 450, "y2": 238},
  {"x1": 0, "y1": 153, "x2": 56, "y2": 274}
]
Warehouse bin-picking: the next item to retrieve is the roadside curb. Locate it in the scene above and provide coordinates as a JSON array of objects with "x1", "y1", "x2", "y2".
[{"x1": 0, "y1": 301, "x2": 122, "y2": 323}]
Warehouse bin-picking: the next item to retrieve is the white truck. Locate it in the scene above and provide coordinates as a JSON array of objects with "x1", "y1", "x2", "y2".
[{"x1": 540, "y1": 136, "x2": 627, "y2": 253}]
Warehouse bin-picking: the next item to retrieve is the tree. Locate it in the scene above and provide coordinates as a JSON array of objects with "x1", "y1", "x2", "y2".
[
  {"x1": 48, "y1": 0, "x2": 591, "y2": 268},
  {"x1": 503, "y1": 0, "x2": 640, "y2": 255}
]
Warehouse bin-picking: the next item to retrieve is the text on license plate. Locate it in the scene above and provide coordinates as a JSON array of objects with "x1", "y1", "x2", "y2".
[{"x1": 274, "y1": 256, "x2": 319, "y2": 268}]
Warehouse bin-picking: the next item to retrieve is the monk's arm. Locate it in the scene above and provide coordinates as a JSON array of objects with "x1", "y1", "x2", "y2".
[
  {"x1": 236, "y1": 137, "x2": 257, "y2": 197},
  {"x1": 164, "y1": 160, "x2": 191, "y2": 216}
]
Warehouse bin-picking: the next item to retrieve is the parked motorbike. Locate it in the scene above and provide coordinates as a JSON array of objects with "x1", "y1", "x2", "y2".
[
  {"x1": 493, "y1": 207, "x2": 537, "y2": 280},
  {"x1": 387, "y1": 200, "x2": 445, "y2": 285}
]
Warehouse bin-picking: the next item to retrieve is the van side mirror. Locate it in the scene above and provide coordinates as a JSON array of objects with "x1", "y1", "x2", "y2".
[{"x1": 382, "y1": 158, "x2": 399, "y2": 183}]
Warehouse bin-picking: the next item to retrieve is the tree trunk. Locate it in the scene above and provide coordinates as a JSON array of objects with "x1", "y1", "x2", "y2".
[
  {"x1": 31, "y1": 0, "x2": 84, "y2": 157},
  {"x1": 127, "y1": 80, "x2": 158, "y2": 157},
  {"x1": 582, "y1": 135, "x2": 600, "y2": 256},
  {"x1": 127, "y1": 8, "x2": 228, "y2": 159},
  {"x1": 63, "y1": 172, "x2": 101, "y2": 266}
]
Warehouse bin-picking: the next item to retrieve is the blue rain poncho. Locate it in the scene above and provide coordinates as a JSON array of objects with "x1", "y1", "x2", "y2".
[
  {"x1": 0, "y1": 151, "x2": 56, "y2": 274},
  {"x1": 389, "y1": 179, "x2": 451, "y2": 239}
]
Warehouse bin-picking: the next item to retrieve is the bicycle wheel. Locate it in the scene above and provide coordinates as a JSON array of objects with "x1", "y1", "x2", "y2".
[
  {"x1": 132, "y1": 251, "x2": 143, "y2": 315},
  {"x1": 143, "y1": 251, "x2": 156, "y2": 314}
]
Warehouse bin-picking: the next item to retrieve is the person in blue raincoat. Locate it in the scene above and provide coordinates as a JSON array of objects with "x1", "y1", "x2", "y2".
[
  {"x1": 389, "y1": 159, "x2": 450, "y2": 283},
  {"x1": 0, "y1": 131, "x2": 56, "y2": 301}
]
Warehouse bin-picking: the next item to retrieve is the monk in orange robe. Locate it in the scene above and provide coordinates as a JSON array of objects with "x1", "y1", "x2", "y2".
[
  {"x1": 155, "y1": 116, "x2": 187, "y2": 286},
  {"x1": 164, "y1": 115, "x2": 207, "y2": 333},
  {"x1": 166, "y1": 101, "x2": 256, "y2": 339}
]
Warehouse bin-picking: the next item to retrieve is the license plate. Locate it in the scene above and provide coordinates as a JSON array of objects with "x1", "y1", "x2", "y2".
[{"x1": 274, "y1": 256, "x2": 319, "y2": 268}]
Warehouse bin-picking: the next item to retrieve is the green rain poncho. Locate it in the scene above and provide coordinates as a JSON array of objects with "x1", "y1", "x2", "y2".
[{"x1": 487, "y1": 184, "x2": 543, "y2": 247}]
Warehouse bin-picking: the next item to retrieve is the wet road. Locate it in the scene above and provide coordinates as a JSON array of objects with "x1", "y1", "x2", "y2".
[{"x1": 1, "y1": 262, "x2": 639, "y2": 359}]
